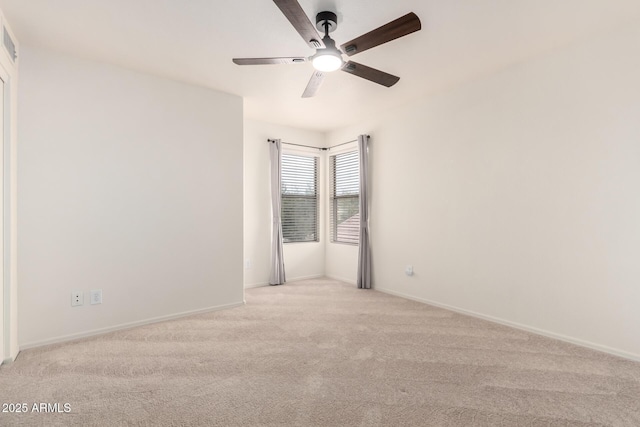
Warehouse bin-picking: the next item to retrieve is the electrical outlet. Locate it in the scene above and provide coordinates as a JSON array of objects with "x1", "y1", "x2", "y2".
[
  {"x1": 90, "y1": 289, "x2": 102, "y2": 305},
  {"x1": 405, "y1": 265, "x2": 414, "y2": 276},
  {"x1": 245, "y1": 258, "x2": 252, "y2": 270},
  {"x1": 71, "y1": 291, "x2": 84, "y2": 307}
]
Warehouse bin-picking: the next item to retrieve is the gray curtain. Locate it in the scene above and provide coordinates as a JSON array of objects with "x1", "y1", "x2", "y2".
[
  {"x1": 269, "y1": 139, "x2": 286, "y2": 285},
  {"x1": 357, "y1": 135, "x2": 371, "y2": 289}
]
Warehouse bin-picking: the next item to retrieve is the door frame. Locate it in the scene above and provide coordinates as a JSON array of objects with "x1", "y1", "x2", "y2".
[
  {"x1": 0, "y1": 10, "x2": 17, "y2": 365},
  {"x1": 0, "y1": 63, "x2": 7, "y2": 364}
]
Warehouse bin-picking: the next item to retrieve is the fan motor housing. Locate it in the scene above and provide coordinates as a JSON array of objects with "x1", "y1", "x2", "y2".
[{"x1": 316, "y1": 11, "x2": 338, "y2": 33}]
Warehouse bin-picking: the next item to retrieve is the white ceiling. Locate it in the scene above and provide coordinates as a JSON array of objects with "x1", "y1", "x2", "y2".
[{"x1": 1, "y1": 0, "x2": 639, "y2": 132}]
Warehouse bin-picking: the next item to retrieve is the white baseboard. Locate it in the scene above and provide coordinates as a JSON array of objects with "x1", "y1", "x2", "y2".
[
  {"x1": 19, "y1": 301, "x2": 245, "y2": 351},
  {"x1": 287, "y1": 274, "x2": 324, "y2": 283},
  {"x1": 375, "y1": 287, "x2": 640, "y2": 363},
  {"x1": 244, "y1": 282, "x2": 269, "y2": 289},
  {"x1": 325, "y1": 274, "x2": 356, "y2": 285},
  {"x1": 244, "y1": 274, "x2": 325, "y2": 289}
]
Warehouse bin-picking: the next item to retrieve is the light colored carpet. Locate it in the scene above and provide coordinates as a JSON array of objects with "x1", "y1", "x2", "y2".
[{"x1": 1, "y1": 278, "x2": 639, "y2": 426}]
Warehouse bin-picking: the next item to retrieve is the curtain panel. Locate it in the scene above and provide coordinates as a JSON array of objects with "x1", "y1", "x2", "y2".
[
  {"x1": 269, "y1": 139, "x2": 286, "y2": 285},
  {"x1": 357, "y1": 135, "x2": 371, "y2": 289}
]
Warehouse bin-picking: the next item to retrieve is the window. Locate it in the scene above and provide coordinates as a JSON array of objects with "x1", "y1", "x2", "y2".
[
  {"x1": 281, "y1": 153, "x2": 319, "y2": 243},
  {"x1": 330, "y1": 150, "x2": 359, "y2": 244}
]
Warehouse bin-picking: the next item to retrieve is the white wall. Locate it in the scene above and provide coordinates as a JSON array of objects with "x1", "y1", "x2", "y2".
[
  {"x1": 18, "y1": 48, "x2": 244, "y2": 347},
  {"x1": 243, "y1": 119, "x2": 326, "y2": 287},
  {"x1": 327, "y1": 22, "x2": 640, "y2": 360}
]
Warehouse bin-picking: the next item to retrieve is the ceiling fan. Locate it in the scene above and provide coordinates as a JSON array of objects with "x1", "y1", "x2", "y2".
[{"x1": 233, "y1": 0, "x2": 422, "y2": 98}]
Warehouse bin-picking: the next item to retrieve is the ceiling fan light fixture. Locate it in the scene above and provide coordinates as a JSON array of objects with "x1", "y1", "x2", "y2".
[
  {"x1": 311, "y1": 51, "x2": 343, "y2": 72},
  {"x1": 232, "y1": 2, "x2": 421, "y2": 97}
]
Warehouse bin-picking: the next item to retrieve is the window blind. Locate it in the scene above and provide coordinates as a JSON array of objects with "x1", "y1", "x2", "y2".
[
  {"x1": 330, "y1": 150, "x2": 360, "y2": 244},
  {"x1": 3, "y1": 27, "x2": 16, "y2": 62},
  {"x1": 281, "y1": 153, "x2": 319, "y2": 243}
]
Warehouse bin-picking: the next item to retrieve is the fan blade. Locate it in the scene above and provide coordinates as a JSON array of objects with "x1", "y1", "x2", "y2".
[
  {"x1": 273, "y1": 0, "x2": 325, "y2": 49},
  {"x1": 341, "y1": 61, "x2": 400, "y2": 87},
  {"x1": 302, "y1": 71, "x2": 325, "y2": 98},
  {"x1": 340, "y1": 12, "x2": 421, "y2": 56},
  {"x1": 233, "y1": 57, "x2": 307, "y2": 65}
]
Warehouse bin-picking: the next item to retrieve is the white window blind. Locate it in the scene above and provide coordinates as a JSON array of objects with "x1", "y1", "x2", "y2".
[
  {"x1": 330, "y1": 150, "x2": 359, "y2": 245},
  {"x1": 2, "y1": 27, "x2": 17, "y2": 62},
  {"x1": 281, "y1": 153, "x2": 319, "y2": 243}
]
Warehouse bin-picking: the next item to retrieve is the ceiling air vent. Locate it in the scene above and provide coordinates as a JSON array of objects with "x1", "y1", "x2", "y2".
[{"x1": 3, "y1": 26, "x2": 17, "y2": 62}]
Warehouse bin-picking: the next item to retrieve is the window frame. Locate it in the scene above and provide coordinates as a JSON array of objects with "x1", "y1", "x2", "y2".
[
  {"x1": 280, "y1": 150, "x2": 320, "y2": 244},
  {"x1": 329, "y1": 148, "x2": 360, "y2": 246}
]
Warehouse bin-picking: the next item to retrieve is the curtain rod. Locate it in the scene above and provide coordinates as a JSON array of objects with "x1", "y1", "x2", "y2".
[{"x1": 268, "y1": 135, "x2": 369, "y2": 151}]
